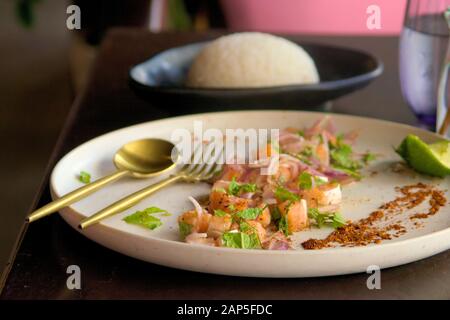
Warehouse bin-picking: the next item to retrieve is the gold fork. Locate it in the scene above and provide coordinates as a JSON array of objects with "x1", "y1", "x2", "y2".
[{"x1": 78, "y1": 142, "x2": 223, "y2": 229}]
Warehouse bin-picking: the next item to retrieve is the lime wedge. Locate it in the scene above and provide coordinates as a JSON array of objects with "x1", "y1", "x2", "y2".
[{"x1": 396, "y1": 134, "x2": 450, "y2": 177}]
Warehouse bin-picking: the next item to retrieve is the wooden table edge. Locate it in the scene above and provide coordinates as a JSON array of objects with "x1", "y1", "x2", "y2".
[{"x1": 0, "y1": 55, "x2": 103, "y2": 294}]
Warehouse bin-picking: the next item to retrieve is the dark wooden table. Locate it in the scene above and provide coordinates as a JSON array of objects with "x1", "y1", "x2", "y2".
[{"x1": 3, "y1": 28, "x2": 449, "y2": 299}]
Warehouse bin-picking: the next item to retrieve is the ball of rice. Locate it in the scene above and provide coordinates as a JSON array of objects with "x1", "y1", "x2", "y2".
[{"x1": 186, "y1": 32, "x2": 319, "y2": 88}]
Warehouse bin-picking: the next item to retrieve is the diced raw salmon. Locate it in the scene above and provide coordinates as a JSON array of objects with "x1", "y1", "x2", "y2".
[
  {"x1": 278, "y1": 199, "x2": 309, "y2": 233},
  {"x1": 219, "y1": 164, "x2": 245, "y2": 181},
  {"x1": 303, "y1": 183, "x2": 341, "y2": 207},
  {"x1": 178, "y1": 210, "x2": 212, "y2": 233},
  {"x1": 207, "y1": 214, "x2": 232, "y2": 238},
  {"x1": 246, "y1": 221, "x2": 266, "y2": 242},
  {"x1": 315, "y1": 135, "x2": 330, "y2": 167},
  {"x1": 209, "y1": 190, "x2": 250, "y2": 213},
  {"x1": 256, "y1": 205, "x2": 271, "y2": 227}
]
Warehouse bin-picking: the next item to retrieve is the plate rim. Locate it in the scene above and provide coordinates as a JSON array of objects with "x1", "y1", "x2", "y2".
[{"x1": 51, "y1": 109, "x2": 450, "y2": 257}]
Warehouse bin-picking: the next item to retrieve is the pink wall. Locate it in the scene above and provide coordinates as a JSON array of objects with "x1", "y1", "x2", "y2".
[{"x1": 221, "y1": 0, "x2": 408, "y2": 35}]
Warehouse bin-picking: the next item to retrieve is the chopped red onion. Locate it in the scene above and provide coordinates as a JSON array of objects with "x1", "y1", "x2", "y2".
[{"x1": 188, "y1": 196, "x2": 203, "y2": 218}]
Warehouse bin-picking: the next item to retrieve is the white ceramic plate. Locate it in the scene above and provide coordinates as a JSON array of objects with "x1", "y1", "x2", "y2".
[{"x1": 51, "y1": 111, "x2": 450, "y2": 278}]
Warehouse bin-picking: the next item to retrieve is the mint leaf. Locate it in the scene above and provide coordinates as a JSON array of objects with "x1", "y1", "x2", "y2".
[
  {"x1": 330, "y1": 143, "x2": 362, "y2": 172},
  {"x1": 331, "y1": 143, "x2": 351, "y2": 164},
  {"x1": 275, "y1": 186, "x2": 300, "y2": 202},
  {"x1": 123, "y1": 207, "x2": 164, "y2": 230},
  {"x1": 301, "y1": 146, "x2": 313, "y2": 157},
  {"x1": 141, "y1": 207, "x2": 169, "y2": 215},
  {"x1": 79, "y1": 171, "x2": 91, "y2": 184},
  {"x1": 298, "y1": 172, "x2": 313, "y2": 190},
  {"x1": 239, "y1": 221, "x2": 254, "y2": 233},
  {"x1": 308, "y1": 208, "x2": 346, "y2": 229},
  {"x1": 222, "y1": 232, "x2": 242, "y2": 248},
  {"x1": 278, "y1": 215, "x2": 290, "y2": 236},
  {"x1": 334, "y1": 133, "x2": 345, "y2": 147},
  {"x1": 362, "y1": 152, "x2": 376, "y2": 164},
  {"x1": 290, "y1": 150, "x2": 312, "y2": 165},
  {"x1": 214, "y1": 209, "x2": 228, "y2": 217},
  {"x1": 228, "y1": 177, "x2": 241, "y2": 196},
  {"x1": 308, "y1": 208, "x2": 326, "y2": 228},
  {"x1": 331, "y1": 212, "x2": 347, "y2": 229},
  {"x1": 228, "y1": 177, "x2": 256, "y2": 196},
  {"x1": 241, "y1": 183, "x2": 257, "y2": 193},
  {"x1": 179, "y1": 221, "x2": 192, "y2": 239},
  {"x1": 270, "y1": 206, "x2": 282, "y2": 221},
  {"x1": 332, "y1": 166, "x2": 362, "y2": 180},
  {"x1": 314, "y1": 176, "x2": 328, "y2": 186},
  {"x1": 242, "y1": 232, "x2": 261, "y2": 249},
  {"x1": 222, "y1": 232, "x2": 261, "y2": 249},
  {"x1": 236, "y1": 207, "x2": 263, "y2": 220},
  {"x1": 307, "y1": 208, "x2": 319, "y2": 219}
]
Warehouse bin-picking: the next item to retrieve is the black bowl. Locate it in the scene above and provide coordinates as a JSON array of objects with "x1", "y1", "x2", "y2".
[{"x1": 129, "y1": 41, "x2": 383, "y2": 112}]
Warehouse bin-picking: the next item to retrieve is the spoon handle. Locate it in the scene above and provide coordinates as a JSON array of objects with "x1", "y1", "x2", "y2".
[
  {"x1": 26, "y1": 170, "x2": 129, "y2": 223},
  {"x1": 79, "y1": 174, "x2": 182, "y2": 229}
]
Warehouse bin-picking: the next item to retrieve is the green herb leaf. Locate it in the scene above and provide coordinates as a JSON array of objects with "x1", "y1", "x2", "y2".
[
  {"x1": 362, "y1": 152, "x2": 376, "y2": 164},
  {"x1": 332, "y1": 166, "x2": 362, "y2": 180},
  {"x1": 228, "y1": 177, "x2": 241, "y2": 195},
  {"x1": 314, "y1": 176, "x2": 328, "y2": 186},
  {"x1": 331, "y1": 212, "x2": 347, "y2": 229},
  {"x1": 331, "y1": 143, "x2": 352, "y2": 165},
  {"x1": 222, "y1": 232, "x2": 241, "y2": 248},
  {"x1": 141, "y1": 207, "x2": 169, "y2": 215},
  {"x1": 214, "y1": 209, "x2": 228, "y2": 217},
  {"x1": 236, "y1": 207, "x2": 263, "y2": 220},
  {"x1": 123, "y1": 207, "x2": 165, "y2": 230},
  {"x1": 308, "y1": 208, "x2": 346, "y2": 229},
  {"x1": 241, "y1": 183, "x2": 257, "y2": 193},
  {"x1": 270, "y1": 206, "x2": 282, "y2": 221},
  {"x1": 289, "y1": 151, "x2": 312, "y2": 165},
  {"x1": 301, "y1": 146, "x2": 313, "y2": 157},
  {"x1": 275, "y1": 186, "x2": 300, "y2": 202},
  {"x1": 334, "y1": 133, "x2": 345, "y2": 147},
  {"x1": 278, "y1": 215, "x2": 290, "y2": 236},
  {"x1": 228, "y1": 177, "x2": 257, "y2": 196},
  {"x1": 308, "y1": 208, "x2": 326, "y2": 228},
  {"x1": 224, "y1": 222, "x2": 262, "y2": 249},
  {"x1": 179, "y1": 221, "x2": 192, "y2": 239},
  {"x1": 79, "y1": 171, "x2": 91, "y2": 184},
  {"x1": 239, "y1": 221, "x2": 253, "y2": 233},
  {"x1": 222, "y1": 231, "x2": 261, "y2": 249},
  {"x1": 242, "y1": 232, "x2": 261, "y2": 249},
  {"x1": 318, "y1": 134, "x2": 324, "y2": 144},
  {"x1": 307, "y1": 208, "x2": 320, "y2": 219},
  {"x1": 298, "y1": 172, "x2": 313, "y2": 190},
  {"x1": 330, "y1": 143, "x2": 362, "y2": 172}
]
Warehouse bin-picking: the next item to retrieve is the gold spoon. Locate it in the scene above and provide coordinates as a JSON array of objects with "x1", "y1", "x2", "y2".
[
  {"x1": 26, "y1": 138, "x2": 177, "y2": 223},
  {"x1": 78, "y1": 142, "x2": 223, "y2": 229}
]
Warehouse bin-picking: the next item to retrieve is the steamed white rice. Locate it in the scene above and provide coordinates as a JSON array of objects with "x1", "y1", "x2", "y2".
[{"x1": 186, "y1": 32, "x2": 320, "y2": 88}]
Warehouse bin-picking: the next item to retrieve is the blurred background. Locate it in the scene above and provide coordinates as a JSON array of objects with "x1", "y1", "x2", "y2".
[{"x1": 0, "y1": 0, "x2": 409, "y2": 277}]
